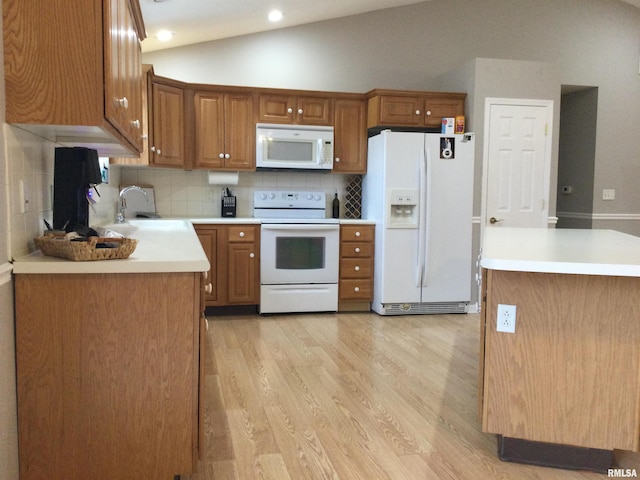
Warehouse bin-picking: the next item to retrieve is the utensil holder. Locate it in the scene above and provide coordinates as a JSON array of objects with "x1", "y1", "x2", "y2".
[{"x1": 222, "y1": 196, "x2": 236, "y2": 217}]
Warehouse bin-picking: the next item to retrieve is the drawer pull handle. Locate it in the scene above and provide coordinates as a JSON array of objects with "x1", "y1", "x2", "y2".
[
  {"x1": 249, "y1": 253, "x2": 255, "y2": 258},
  {"x1": 354, "y1": 266, "x2": 360, "y2": 271},
  {"x1": 239, "y1": 232, "x2": 245, "y2": 237},
  {"x1": 354, "y1": 287, "x2": 360, "y2": 292},
  {"x1": 205, "y1": 283, "x2": 213, "y2": 294},
  {"x1": 355, "y1": 231, "x2": 361, "y2": 237},
  {"x1": 354, "y1": 247, "x2": 361, "y2": 253}
]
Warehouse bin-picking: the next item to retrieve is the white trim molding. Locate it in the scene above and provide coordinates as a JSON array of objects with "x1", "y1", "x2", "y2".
[
  {"x1": 0, "y1": 262, "x2": 13, "y2": 287},
  {"x1": 557, "y1": 211, "x2": 640, "y2": 222}
]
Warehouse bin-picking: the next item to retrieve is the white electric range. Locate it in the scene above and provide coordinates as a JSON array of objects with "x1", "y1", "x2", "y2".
[{"x1": 253, "y1": 190, "x2": 339, "y2": 314}]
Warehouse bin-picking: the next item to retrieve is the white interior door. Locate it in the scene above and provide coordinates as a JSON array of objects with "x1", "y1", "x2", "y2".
[{"x1": 483, "y1": 99, "x2": 553, "y2": 229}]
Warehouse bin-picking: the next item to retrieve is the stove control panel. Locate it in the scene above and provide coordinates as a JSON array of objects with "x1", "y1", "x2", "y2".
[{"x1": 254, "y1": 190, "x2": 326, "y2": 209}]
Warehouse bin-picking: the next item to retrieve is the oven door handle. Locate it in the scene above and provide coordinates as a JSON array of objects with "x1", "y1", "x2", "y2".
[{"x1": 261, "y1": 224, "x2": 339, "y2": 231}]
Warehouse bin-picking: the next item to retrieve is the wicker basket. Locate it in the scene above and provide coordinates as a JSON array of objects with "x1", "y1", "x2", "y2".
[{"x1": 34, "y1": 236, "x2": 138, "y2": 261}]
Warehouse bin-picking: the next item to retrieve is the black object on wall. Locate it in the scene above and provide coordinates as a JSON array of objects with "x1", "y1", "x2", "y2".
[{"x1": 53, "y1": 147, "x2": 102, "y2": 231}]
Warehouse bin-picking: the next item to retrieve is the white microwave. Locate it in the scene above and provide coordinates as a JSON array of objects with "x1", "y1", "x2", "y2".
[{"x1": 256, "y1": 123, "x2": 334, "y2": 171}]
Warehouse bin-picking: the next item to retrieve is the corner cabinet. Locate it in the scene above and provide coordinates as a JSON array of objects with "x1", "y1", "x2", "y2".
[
  {"x1": 194, "y1": 90, "x2": 255, "y2": 171},
  {"x1": 14, "y1": 271, "x2": 204, "y2": 480},
  {"x1": 367, "y1": 90, "x2": 466, "y2": 130},
  {"x1": 339, "y1": 225, "x2": 375, "y2": 311},
  {"x1": 3, "y1": 0, "x2": 146, "y2": 157},
  {"x1": 195, "y1": 224, "x2": 260, "y2": 306},
  {"x1": 149, "y1": 78, "x2": 186, "y2": 168}
]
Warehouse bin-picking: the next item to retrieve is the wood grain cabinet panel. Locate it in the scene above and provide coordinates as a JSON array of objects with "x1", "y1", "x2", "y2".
[
  {"x1": 3, "y1": 0, "x2": 146, "y2": 156},
  {"x1": 339, "y1": 225, "x2": 375, "y2": 309},
  {"x1": 195, "y1": 224, "x2": 260, "y2": 306},
  {"x1": 367, "y1": 90, "x2": 466, "y2": 130},
  {"x1": 194, "y1": 91, "x2": 255, "y2": 171},
  {"x1": 333, "y1": 98, "x2": 368, "y2": 174},
  {"x1": 14, "y1": 272, "x2": 202, "y2": 480},
  {"x1": 479, "y1": 269, "x2": 640, "y2": 451},
  {"x1": 258, "y1": 93, "x2": 332, "y2": 125},
  {"x1": 149, "y1": 80, "x2": 185, "y2": 167}
]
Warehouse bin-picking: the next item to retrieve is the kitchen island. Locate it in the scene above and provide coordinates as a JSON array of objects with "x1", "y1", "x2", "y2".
[
  {"x1": 13, "y1": 219, "x2": 209, "y2": 480},
  {"x1": 478, "y1": 227, "x2": 640, "y2": 471}
]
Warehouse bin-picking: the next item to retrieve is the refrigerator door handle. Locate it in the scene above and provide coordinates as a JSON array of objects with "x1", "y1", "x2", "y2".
[
  {"x1": 416, "y1": 148, "x2": 427, "y2": 287},
  {"x1": 423, "y1": 147, "x2": 433, "y2": 288}
]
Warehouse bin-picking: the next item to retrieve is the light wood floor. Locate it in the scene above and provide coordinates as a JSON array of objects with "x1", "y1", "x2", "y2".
[{"x1": 185, "y1": 313, "x2": 640, "y2": 479}]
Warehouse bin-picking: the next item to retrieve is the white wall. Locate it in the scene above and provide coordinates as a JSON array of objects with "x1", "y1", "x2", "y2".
[{"x1": 144, "y1": 0, "x2": 640, "y2": 231}]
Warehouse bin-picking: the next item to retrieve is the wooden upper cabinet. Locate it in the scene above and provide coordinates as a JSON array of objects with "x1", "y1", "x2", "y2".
[
  {"x1": 333, "y1": 97, "x2": 367, "y2": 174},
  {"x1": 2, "y1": 0, "x2": 146, "y2": 157},
  {"x1": 194, "y1": 91, "x2": 255, "y2": 171},
  {"x1": 150, "y1": 80, "x2": 185, "y2": 168},
  {"x1": 104, "y1": 0, "x2": 144, "y2": 151},
  {"x1": 259, "y1": 93, "x2": 332, "y2": 125},
  {"x1": 367, "y1": 90, "x2": 466, "y2": 129}
]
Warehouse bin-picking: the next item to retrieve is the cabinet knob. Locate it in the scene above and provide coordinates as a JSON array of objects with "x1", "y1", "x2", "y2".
[
  {"x1": 141, "y1": 134, "x2": 148, "y2": 140},
  {"x1": 157, "y1": 149, "x2": 162, "y2": 155},
  {"x1": 415, "y1": 110, "x2": 421, "y2": 115},
  {"x1": 426, "y1": 110, "x2": 432, "y2": 116},
  {"x1": 354, "y1": 247, "x2": 361, "y2": 253},
  {"x1": 151, "y1": 146, "x2": 156, "y2": 152},
  {"x1": 249, "y1": 253, "x2": 255, "y2": 258},
  {"x1": 354, "y1": 286, "x2": 360, "y2": 292},
  {"x1": 287, "y1": 107, "x2": 293, "y2": 114},
  {"x1": 225, "y1": 153, "x2": 231, "y2": 159},
  {"x1": 354, "y1": 266, "x2": 360, "y2": 271},
  {"x1": 355, "y1": 231, "x2": 361, "y2": 237},
  {"x1": 297, "y1": 108, "x2": 303, "y2": 115},
  {"x1": 239, "y1": 231, "x2": 245, "y2": 237},
  {"x1": 118, "y1": 97, "x2": 129, "y2": 109},
  {"x1": 335, "y1": 157, "x2": 340, "y2": 163},
  {"x1": 131, "y1": 119, "x2": 140, "y2": 129},
  {"x1": 205, "y1": 283, "x2": 213, "y2": 294},
  {"x1": 219, "y1": 153, "x2": 225, "y2": 159},
  {"x1": 202, "y1": 271, "x2": 208, "y2": 280}
]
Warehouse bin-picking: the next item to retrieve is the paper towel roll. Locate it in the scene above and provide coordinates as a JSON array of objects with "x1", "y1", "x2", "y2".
[{"x1": 208, "y1": 171, "x2": 239, "y2": 185}]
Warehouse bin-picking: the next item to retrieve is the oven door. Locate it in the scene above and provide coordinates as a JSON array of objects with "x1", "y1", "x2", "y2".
[{"x1": 260, "y1": 223, "x2": 339, "y2": 285}]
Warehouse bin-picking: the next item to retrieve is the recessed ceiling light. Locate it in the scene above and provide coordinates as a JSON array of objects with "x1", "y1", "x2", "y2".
[
  {"x1": 156, "y1": 30, "x2": 175, "y2": 42},
  {"x1": 268, "y1": 10, "x2": 283, "y2": 22}
]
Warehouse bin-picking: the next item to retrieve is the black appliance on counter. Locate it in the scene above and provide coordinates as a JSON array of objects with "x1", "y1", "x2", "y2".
[{"x1": 53, "y1": 147, "x2": 102, "y2": 231}]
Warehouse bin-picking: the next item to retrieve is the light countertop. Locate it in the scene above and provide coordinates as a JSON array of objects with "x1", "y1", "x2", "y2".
[
  {"x1": 480, "y1": 227, "x2": 640, "y2": 277},
  {"x1": 13, "y1": 219, "x2": 210, "y2": 275},
  {"x1": 188, "y1": 217, "x2": 374, "y2": 225}
]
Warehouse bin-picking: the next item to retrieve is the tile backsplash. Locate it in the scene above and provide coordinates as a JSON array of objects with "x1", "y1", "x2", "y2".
[
  {"x1": 5, "y1": 122, "x2": 354, "y2": 259},
  {"x1": 118, "y1": 166, "x2": 352, "y2": 218}
]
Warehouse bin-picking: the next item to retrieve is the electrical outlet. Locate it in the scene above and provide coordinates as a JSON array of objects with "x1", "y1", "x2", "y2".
[{"x1": 496, "y1": 304, "x2": 516, "y2": 333}]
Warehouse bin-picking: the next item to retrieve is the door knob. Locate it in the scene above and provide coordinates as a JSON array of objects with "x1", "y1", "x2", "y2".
[{"x1": 489, "y1": 217, "x2": 504, "y2": 224}]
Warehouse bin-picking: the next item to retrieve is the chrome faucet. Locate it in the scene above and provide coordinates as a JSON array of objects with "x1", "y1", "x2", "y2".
[{"x1": 116, "y1": 185, "x2": 147, "y2": 223}]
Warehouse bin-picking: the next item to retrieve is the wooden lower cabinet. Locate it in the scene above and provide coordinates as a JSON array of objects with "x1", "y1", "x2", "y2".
[
  {"x1": 195, "y1": 224, "x2": 260, "y2": 307},
  {"x1": 339, "y1": 224, "x2": 375, "y2": 311},
  {"x1": 14, "y1": 272, "x2": 203, "y2": 480},
  {"x1": 479, "y1": 268, "x2": 640, "y2": 452}
]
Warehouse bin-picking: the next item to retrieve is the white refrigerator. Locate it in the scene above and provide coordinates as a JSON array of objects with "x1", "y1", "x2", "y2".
[{"x1": 362, "y1": 130, "x2": 475, "y2": 315}]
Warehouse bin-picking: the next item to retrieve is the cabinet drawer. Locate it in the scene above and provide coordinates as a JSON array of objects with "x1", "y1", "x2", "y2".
[
  {"x1": 341, "y1": 242, "x2": 373, "y2": 258},
  {"x1": 339, "y1": 279, "x2": 373, "y2": 300},
  {"x1": 341, "y1": 225, "x2": 374, "y2": 242},
  {"x1": 340, "y1": 258, "x2": 373, "y2": 279},
  {"x1": 228, "y1": 225, "x2": 257, "y2": 243}
]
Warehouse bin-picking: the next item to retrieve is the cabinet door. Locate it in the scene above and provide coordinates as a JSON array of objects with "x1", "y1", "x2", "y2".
[
  {"x1": 296, "y1": 96, "x2": 332, "y2": 125},
  {"x1": 377, "y1": 95, "x2": 424, "y2": 126},
  {"x1": 151, "y1": 82, "x2": 185, "y2": 167},
  {"x1": 333, "y1": 98, "x2": 367, "y2": 174},
  {"x1": 227, "y1": 243, "x2": 259, "y2": 304},
  {"x1": 104, "y1": 0, "x2": 143, "y2": 152},
  {"x1": 258, "y1": 94, "x2": 296, "y2": 123},
  {"x1": 224, "y1": 93, "x2": 255, "y2": 170},
  {"x1": 194, "y1": 92, "x2": 225, "y2": 169},
  {"x1": 195, "y1": 226, "x2": 222, "y2": 305},
  {"x1": 424, "y1": 94, "x2": 465, "y2": 128}
]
